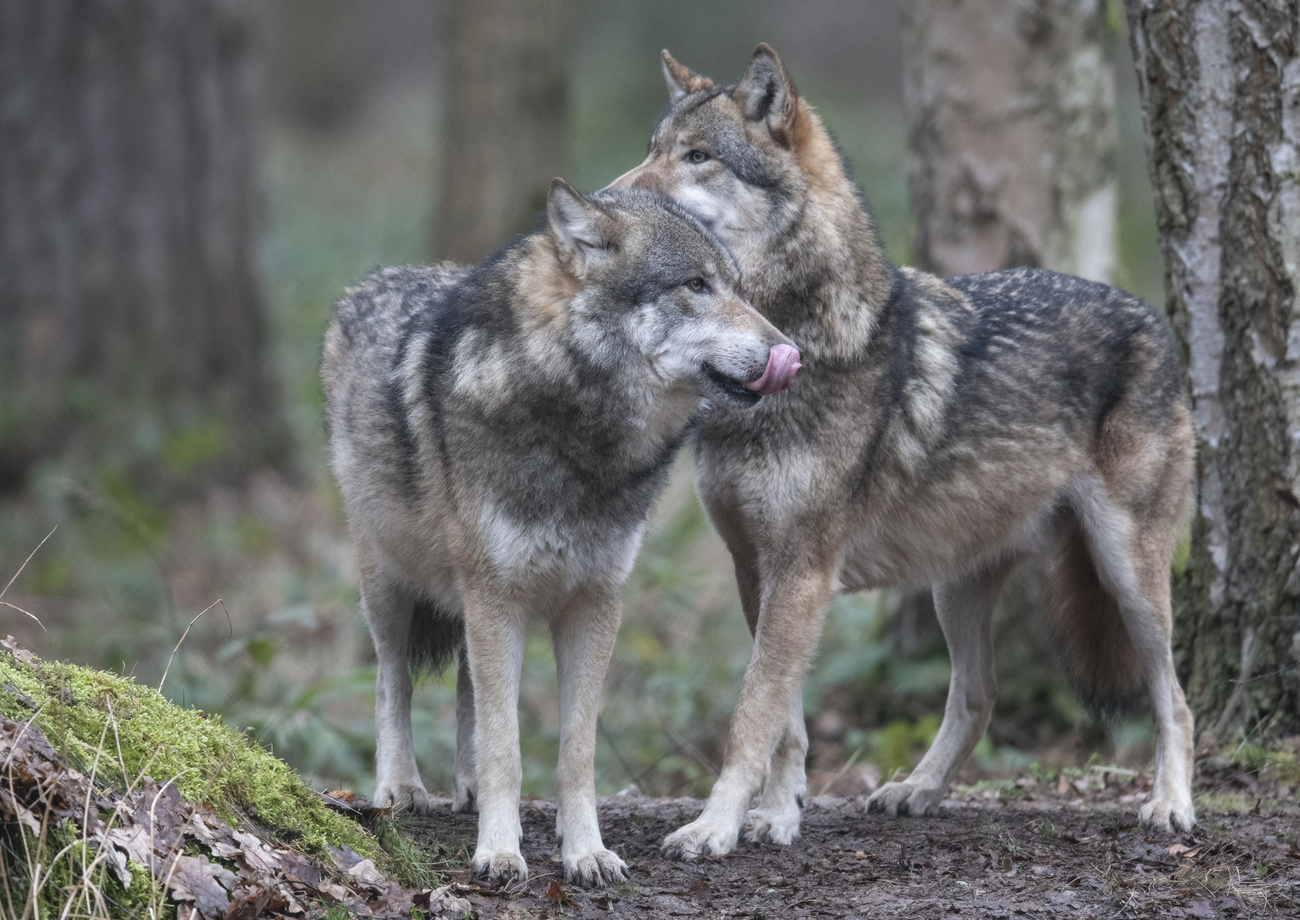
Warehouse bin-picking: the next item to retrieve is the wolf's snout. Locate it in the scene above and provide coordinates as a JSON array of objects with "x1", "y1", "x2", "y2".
[
  {"x1": 745, "y1": 344, "x2": 801, "y2": 396},
  {"x1": 607, "y1": 162, "x2": 662, "y2": 193},
  {"x1": 624, "y1": 173, "x2": 663, "y2": 193}
]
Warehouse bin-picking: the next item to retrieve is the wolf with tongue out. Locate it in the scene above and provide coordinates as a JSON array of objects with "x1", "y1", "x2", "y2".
[
  {"x1": 747, "y1": 342, "x2": 802, "y2": 398},
  {"x1": 323, "y1": 179, "x2": 797, "y2": 890},
  {"x1": 609, "y1": 43, "x2": 1198, "y2": 859}
]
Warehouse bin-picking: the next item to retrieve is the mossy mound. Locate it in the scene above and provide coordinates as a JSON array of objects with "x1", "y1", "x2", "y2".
[{"x1": 0, "y1": 636, "x2": 378, "y2": 862}]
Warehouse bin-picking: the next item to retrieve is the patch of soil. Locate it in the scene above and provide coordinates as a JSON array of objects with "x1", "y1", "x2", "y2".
[{"x1": 406, "y1": 782, "x2": 1300, "y2": 919}]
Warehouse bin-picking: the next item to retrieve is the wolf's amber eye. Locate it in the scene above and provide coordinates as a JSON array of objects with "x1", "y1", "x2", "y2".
[
  {"x1": 686, "y1": 278, "x2": 708, "y2": 293},
  {"x1": 686, "y1": 149, "x2": 710, "y2": 164}
]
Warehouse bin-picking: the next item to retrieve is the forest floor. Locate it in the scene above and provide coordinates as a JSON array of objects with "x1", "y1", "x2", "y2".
[
  {"x1": 399, "y1": 770, "x2": 1300, "y2": 920},
  {"x1": 3, "y1": 624, "x2": 1297, "y2": 919}
]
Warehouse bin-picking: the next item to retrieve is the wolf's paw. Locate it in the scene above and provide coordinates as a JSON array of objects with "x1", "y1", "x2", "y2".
[
  {"x1": 866, "y1": 781, "x2": 944, "y2": 818},
  {"x1": 452, "y1": 777, "x2": 477, "y2": 813},
  {"x1": 662, "y1": 816, "x2": 739, "y2": 860},
  {"x1": 743, "y1": 800, "x2": 803, "y2": 846},
  {"x1": 374, "y1": 782, "x2": 437, "y2": 815},
  {"x1": 564, "y1": 847, "x2": 630, "y2": 889},
  {"x1": 1139, "y1": 796, "x2": 1196, "y2": 834},
  {"x1": 472, "y1": 847, "x2": 528, "y2": 888}
]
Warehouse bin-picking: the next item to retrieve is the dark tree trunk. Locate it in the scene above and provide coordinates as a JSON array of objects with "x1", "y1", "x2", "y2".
[
  {"x1": 1124, "y1": 0, "x2": 1300, "y2": 744},
  {"x1": 433, "y1": 0, "x2": 575, "y2": 263},
  {"x1": 900, "y1": 0, "x2": 1119, "y2": 660},
  {"x1": 0, "y1": 0, "x2": 289, "y2": 495}
]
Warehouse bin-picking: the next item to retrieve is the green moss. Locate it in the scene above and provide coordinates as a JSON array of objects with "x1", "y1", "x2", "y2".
[
  {"x1": 0, "y1": 820, "x2": 171, "y2": 920},
  {"x1": 120, "y1": 858, "x2": 168, "y2": 919},
  {"x1": 0, "y1": 649, "x2": 378, "y2": 863}
]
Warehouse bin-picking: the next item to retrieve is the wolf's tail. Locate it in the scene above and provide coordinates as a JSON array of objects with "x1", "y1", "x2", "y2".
[
  {"x1": 1042, "y1": 516, "x2": 1144, "y2": 716},
  {"x1": 408, "y1": 598, "x2": 465, "y2": 673}
]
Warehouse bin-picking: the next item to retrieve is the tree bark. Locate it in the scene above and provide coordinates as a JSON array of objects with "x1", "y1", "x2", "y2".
[
  {"x1": 899, "y1": 0, "x2": 1120, "y2": 663},
  {"x1": 904, "y1": 0, "x2": 1118, "y2": 282},
  {"x1": 1124, "y1": 0, "x2": 1300, "y2": 744},
  {"x1": 433, "y1": 0, "x2": 575, "y2": 264},
  {"x1": 0, "y1": 0, "x2": 289, "y2": 494}
]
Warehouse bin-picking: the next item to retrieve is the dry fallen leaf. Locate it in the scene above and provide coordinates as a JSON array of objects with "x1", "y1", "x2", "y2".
[
  {"x1": 346, "y1": 857, "x2": 389, "y2": 889},
  {"x1": 168, "y1": 853, "x2": 238, "y2": 918},
  {"x1": 414, "y1": 886, "x2": 473, "y2": 916},
  {"x1": 319, "y1": 880, "x2": 349, "y2": 902},
  {"x1": 2, "y1": 635, "x2": 39, "y2": 665},
  {"x1": 546, "y1": 879, "x2": 576, "y2": 907}
]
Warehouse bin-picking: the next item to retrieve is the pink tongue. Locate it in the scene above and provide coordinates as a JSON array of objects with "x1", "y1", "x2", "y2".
[{"x1": 745, "y1": 343, "x2": 802, "y2": 396}]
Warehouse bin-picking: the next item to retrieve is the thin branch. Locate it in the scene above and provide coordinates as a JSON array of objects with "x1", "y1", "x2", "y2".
[
  {"x1": 0, "y1": 527, "x2": 56, "y2": 632},
  {"x1": 0, "y1": 526, "x2": 55, "y2": 601},
  {"x1": 0, "y1": 601, "x2": 45, "y2": 632},
  {"x1": 157, "y1": 599, "x2": 228, "y2": 694}
]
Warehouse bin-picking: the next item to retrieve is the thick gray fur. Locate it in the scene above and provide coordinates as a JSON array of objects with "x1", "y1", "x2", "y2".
[
  {"x1": 610, "y1": 44, "x2": 1197, "y2": 860},
  {"x1": 323, "y1": 181, "x2": 793, "y2": 888}
]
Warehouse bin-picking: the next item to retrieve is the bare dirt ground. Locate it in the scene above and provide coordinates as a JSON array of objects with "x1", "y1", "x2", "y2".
[{"x1": 403, "y1": 773, "x2": 1300, "y2": 919}]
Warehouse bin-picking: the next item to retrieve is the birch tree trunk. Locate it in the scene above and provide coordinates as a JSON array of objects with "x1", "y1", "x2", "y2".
[
  {"x1": 904, "y1": 0, "x2": 1118, "y2": 282},
  {"x1": 433, "y1": 0, "x2": 574, "y2": 263},
  {"x1": 0, "y1": 0, "x2": 288, "y2": 495},
  {"x1": 899, "y1": 0, "x2": 1119, "y2": 667},
  {"x1": 1125, "y1": 0, "x2": 1300, "y2": 744}
]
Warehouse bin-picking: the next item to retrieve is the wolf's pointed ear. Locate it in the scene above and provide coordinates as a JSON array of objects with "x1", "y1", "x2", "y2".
[
  {"x1": 547, "y1": 178, "x2": 608, "y2": 277},
  {"x1": 662, "y1": 49, "x2": 714, "y2": 102},
  {"x1": 736, "y1": 43, "x2": 798, "y2": 143}
]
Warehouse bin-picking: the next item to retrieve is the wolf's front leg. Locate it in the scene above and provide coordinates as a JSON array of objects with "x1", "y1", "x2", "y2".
[
  {"x1": 463, "y1": 589, "x2": 528, "y2": 886},
  {"x1": 664, "y1": 563, "x2": 836, "y2": 859},
  {"x1": 552, "y1": 588, "x2": 630, "y2": 888},
  {"x1": 730, "y1": 553, "x2": 808, "y2": 846},
  {"x1": 362, "y1": 554, "x2": 437, "y2": 814},
  {"x1": 743, "y1": 689, "x2": 808, "y2": 845}
]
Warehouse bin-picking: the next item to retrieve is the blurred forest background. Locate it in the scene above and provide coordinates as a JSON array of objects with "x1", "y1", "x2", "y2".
[{"x1": 1, "y1": 0, "x2": 1173, "y2": 800}]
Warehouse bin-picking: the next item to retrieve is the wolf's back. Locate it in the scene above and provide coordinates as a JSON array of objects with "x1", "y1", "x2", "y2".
[
  {"x1": 945, "y1": 268, "x2": 1186, "y2": 435},
  {"x1": 322, "y1": 264, "x2": 468, "y2": 443},
  {"x1": 324, "y1": 264, "x2": 468, "y2": 380}
]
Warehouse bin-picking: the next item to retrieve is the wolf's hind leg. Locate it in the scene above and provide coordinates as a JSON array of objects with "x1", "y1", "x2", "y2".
[
  {"x1": 552, "y1": 588, "x2": 630, "y2": 888},
  {"x1": 363, "y1": 552, "x2": 437, "y2": 815},
  {"x1": 867, "y1": 562, "x2": 1010, "y2": 818},
  {"x1": 1083, "y1": 509, "x2": 1195, "y2": 833},
  {"x1": 453, "y1": 650, "x2": 478, "y2": 812}
]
